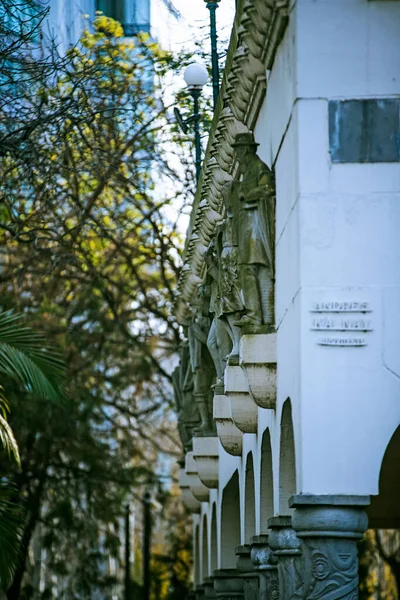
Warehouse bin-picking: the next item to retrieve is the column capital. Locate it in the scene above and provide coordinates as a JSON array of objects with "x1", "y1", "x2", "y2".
[{"x1": 289, "y1": 495, "x2": 370, "y2": 540}]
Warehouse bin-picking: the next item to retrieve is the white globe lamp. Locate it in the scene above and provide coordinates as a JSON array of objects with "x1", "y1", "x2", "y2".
[{"x1": 184, "y1": 63, "x2": 209, "y2": 90}]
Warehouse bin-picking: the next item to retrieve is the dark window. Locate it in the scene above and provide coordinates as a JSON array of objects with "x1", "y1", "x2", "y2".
[
  {"x1": 95, "y1": 0, "x2": 151, "y2": 35},
  {"x1": 329, "y1": 99, "x2": 400, "y2": 163}
]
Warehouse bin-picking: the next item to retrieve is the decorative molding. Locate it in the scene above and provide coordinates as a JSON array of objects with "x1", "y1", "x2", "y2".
[{"x1": 175, "y1": 0, "x2": 290, "y2": 324}]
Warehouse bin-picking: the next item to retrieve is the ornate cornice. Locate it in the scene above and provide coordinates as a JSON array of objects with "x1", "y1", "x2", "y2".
[{"x1": 176, "y1": 0, "x2": 289, "y2": 324}]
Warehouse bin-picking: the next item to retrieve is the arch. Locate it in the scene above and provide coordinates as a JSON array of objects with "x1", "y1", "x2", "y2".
[
  {"x1": 368, "y1": 425, "x2": 400, "y2": 528},
  {"x1": 221, "y1": 470, "x2": 240, "y2": 568},
  {"x1": 201, "y1": 515, "x2": 209, "y2": 582},
  {"x1": 210, "y1": 503, "x2": 218, "y2": 573},
  {"x1": 279, "y1": 398, "x2": 296, "y2": 514},
  {"x1": 244, "y1": 453, "x2": 256, "y2": 542},
  {"x1": 194, "y1": 523, "x2": 200, "y2": 586},
  {"x1": 260, "y1": 429, "x2": 274, "y2": 533}
]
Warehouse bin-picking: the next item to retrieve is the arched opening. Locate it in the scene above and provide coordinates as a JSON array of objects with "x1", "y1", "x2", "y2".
[
  {"x1": 368, "y1": 425, "x2": 400, "y2": 529},
  {"x1": 221, "y1": 470, "x2": 240, "y2": 568},
  {"x1": 210, "y1": 503, "x2": 218, "y2": 573},
  {"x1": 245, "y1": 453, "x2": 256, "y2": 542},
  {"x1": 201, "y1": 515, "x2": 209, "y2": 582},
  {"x1": 194, "y1": 523, "x2": 200, "y2": 586},
  {"x1": 279, "y1": 398, "x2": 296, "y2": 514},
  {"x1": 260, "y1": 429, "x2": 274, "y2": 533},
  {"x1": 361, "y1": 426, "x2": 400, "y2": 596}
]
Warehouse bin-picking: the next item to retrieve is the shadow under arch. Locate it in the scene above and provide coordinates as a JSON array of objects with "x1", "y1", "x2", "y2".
[
  {"x1": 260, "y1": 428, "x2": 274, "y2": 533},
  {"x1": 368, "y1": 424, "x2": 400, "y2": 528},
  {"x1": 210, "y1": 503, "x2": 218, "y2": 573},
  {"x1": 194, "y1": 523, "x2": 200, "y2": 586},
  {"x1": 245, "y1": 452, "x2": 256, "y2": 542},
  {"x1": 201, "y1": 514, "x2": 209, "y2": 582},
  {"x1": 221, "y1": 470, "x2": 240, "y2": 568},
  {"x1": 279, "y1": 398, "x2": 296, "y2": 514}
]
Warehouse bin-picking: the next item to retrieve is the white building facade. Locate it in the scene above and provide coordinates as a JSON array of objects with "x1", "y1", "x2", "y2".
[{"x1": 174, "y1": 1, "x2": 400, "y2": 598}]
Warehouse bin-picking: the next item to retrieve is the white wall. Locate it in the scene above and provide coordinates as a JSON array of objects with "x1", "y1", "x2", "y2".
[{"x1": 271, "y1": 0, "x2": 400, "y2": 495}]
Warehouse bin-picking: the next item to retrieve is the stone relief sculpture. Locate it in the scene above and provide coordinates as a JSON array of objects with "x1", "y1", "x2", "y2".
[
  {"x1": 172, "y1": 341, "x2": 201, "y2": 451},
  {"x1": 217, "y1": 180, "x2": 244, "y2": 361},
  {"x1": 203, "y1": 242, "x2": 232, "y2": 387},
  {"x1": 187, "y1": 296, "x2": 217, "y2": 435},
  {"x1": 232, "y1": 131, "x2": 276, "y2": 332}
]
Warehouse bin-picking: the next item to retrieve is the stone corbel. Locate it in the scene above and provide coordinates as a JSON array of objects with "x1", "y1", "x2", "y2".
[
  {"x1": 193, "y1": 436, "x2": 220, "y2": 489},
  {"x1": 213, "y1": 124, "x2": 234, "y2": 171},
  {"x1": 185, "y1": 451, "x2": 210, "y2": 502},
  {"x1": 224, "y1": 365, "x2": 258, "y2": 434},
  {"x1": 179, "y1": 469, "x2": 202, "y2": 514},
  {"x1": 213, "y1": 394, "x2": 243, "y2": 457},
  {"x1": 220, "y1": 108, "x2": 249, "y2": 150},
  {"x1": 239, "y1": 334, "x2": 277, "y2": 410}
]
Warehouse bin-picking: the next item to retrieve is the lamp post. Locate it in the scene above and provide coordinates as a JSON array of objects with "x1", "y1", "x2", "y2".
[
  {"x1": 175, "y1": 62, "x2": 209, "y2": 183},
  {"x1": 204, "y1": 0, "x2": 221, "y2": 108}
]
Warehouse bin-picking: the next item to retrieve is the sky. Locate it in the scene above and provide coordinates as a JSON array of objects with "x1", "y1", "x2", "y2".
[{"x1": 152, "y1": 0, "x2": 236, "y2": 67}]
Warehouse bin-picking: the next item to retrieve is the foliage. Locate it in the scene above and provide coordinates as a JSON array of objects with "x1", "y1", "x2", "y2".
[
  {"x1": 0, "y1": 4, "x2": 201, "y2": 598},
  {"x1": 359, "y1": 529, "x2": 400, "y2": 600}
]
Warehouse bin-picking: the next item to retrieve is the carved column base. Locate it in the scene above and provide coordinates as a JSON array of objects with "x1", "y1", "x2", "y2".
[
  {"x1": 236, "y1": 545, "x2": 259, "y2": 600},
  {"x1": 214, "y1": 569, "x2": 245, "y2": 600},
  {"x1": 250, "y1": 535, "x2": 279, "y2": 600},
  {"x1": 195, "y1": 584, "x2": 206, "y2": 600},
  {"x1": 204, "y1": 577, "x2": 217, "y2": 600},
  {"x1": 290, "y1": 495, "x2": 370, "y2": 600},
  {"x1": 268, "y1": 516, "x2": 302, "y2": 600}
]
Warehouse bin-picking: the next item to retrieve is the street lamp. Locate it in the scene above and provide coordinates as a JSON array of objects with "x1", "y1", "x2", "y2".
[
  {"x1": 204, "y1": 0, "x2": 221, "y2": 109},
  {"x1": 174, "y1": 62, "x2": 209, "y2": 183}
]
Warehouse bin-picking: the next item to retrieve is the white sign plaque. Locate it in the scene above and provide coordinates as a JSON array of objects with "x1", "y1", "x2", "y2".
[{"x1": 310, "y1": 300, "x2": 373, "y2": 347}]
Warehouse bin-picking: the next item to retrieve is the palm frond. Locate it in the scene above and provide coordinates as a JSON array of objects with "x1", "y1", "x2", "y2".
[
  {"x1": 0, "y1": 310, "x2": 66, "y2": 402},
  {"x1": 0, "y1": 483, "x2": 25, "y2": 590}
]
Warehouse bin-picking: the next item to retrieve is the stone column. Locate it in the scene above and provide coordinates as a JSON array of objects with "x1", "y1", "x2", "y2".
[
  {"x1": 250, "y1": 535, "x2": 279, "y2": 600},
  {"x1": 236, "y1": 545, "x2": 259, "y2": 600},
  {"x1": 267, "y1": 516, "x2": 302, "y2": 600},
  {"x1": 214, "y1": 569, "x2": 245, "y2": 600},
  {"x1": 290, "y1": 495, "x2": 370, "y2": 600}
]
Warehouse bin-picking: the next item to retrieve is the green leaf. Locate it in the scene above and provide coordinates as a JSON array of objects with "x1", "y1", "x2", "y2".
[
  {"x1": 0, "y1": 311, "x2": 66, "y2": 402},
  {"x1": 0, "y1": 483, "x2": 25, "y2": 591}
]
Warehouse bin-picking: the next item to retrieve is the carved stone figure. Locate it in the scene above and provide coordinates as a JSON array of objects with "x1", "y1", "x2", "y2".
[
  {"x1": 188, "y1": 296, "x2": 217, "y2": 435},
  {"x1": 217, "y1": 181, "x2": 244, "y2": 360},
  {"x1": 231, "y1": 132, "x2": 275, "y2": 332},
  {"x1": 204, "y1": 243, "x2": 233, "y2": 384},
  {"x1": 172, "y1": 342, "x2": 201, "y2": 451}
]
